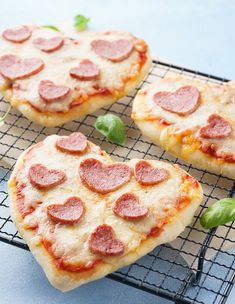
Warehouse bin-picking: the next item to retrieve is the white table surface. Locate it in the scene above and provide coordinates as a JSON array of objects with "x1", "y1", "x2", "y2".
[{"x1": 0, "y1": 1, "x2": 234, "y2": 303}]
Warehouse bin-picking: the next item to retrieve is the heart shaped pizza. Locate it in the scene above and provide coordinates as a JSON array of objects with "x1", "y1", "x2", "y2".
[
  {"x1": 0, "y1": 25, "x2": 151, "y2": 127},
  {"x1": 132, "y1": 74, "x2": 235, "y2": 179},
  {"x1": 8, "y1": 132, "x2": 202, "y2": 291}
]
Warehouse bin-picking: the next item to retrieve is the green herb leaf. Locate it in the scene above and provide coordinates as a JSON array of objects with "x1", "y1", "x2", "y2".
[
  {"x1": 74, "y1": 14, "x2": 90, "y2": 31},
  {"x1": 0, "y1": 105, "x2": 11, "y2": 127},
  {"x1": 42, "y1": 25, "x2": 60, "y2": 32},
  {"x1": 200, "y1": 198, "x2": 235, "y2": 229},
  {"x1": 95, "y1": 114, "x2": 126, "y2": 145}
]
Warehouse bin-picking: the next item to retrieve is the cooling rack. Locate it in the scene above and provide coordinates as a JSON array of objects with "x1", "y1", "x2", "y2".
[{"x1": 0, "y1": 60, "x2": 234, "y2": 304}]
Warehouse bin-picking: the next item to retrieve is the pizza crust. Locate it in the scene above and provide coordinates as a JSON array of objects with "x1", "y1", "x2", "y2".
[
  {"x1": 8, "y1": 135, "x2": 202, "y2": 292},
  {"x1": 132, "y1": 74, "x2": 235, "y2": 179}
]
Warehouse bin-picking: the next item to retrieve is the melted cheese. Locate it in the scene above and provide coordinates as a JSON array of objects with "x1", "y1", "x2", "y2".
[
  {"x1": 134, "y1": 74, "x2": 235, "y2": 160},
  {"x1": 0, "y1": 26, "x2": 144, "y2": 112},
  {"x1": 15, "y1": 134, "x2": 195, "y2": 266}
]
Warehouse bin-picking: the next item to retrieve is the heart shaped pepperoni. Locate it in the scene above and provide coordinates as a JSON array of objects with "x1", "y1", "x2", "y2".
[
  {"x1": 0, "y1": 55, "x2": 44, "y2": 81},
  {"x1": 154, "y1": 86, "x2": 200, "y2": 116},
  {"x1": 113, "y1": 193, "x2": 148, "y2": 220},
  {"x1": 79, "y1": 158, "x2": 131, "y2": 194},
  {"x1": 47, "y1": 196, "x2": 84, "y2": 224},
  {"x1": 134, "y1": 160, "x2": 169, "y2": 186},
  {"x1": 89, "y1": 224, "x2": 124, "y2": 256},
  {"x1": 91, "y1": 39, "x2": 134, "y2": 62},
  {"x1": 2, "y1": 26, "x2": 31, "y2": 43},
  {"x1": 29, "y1": 163, "x2": 66, "y2": 190},
  {"x1": 33, "y1": 36, "x2": 64, "y2": 52},
  {"x1": 199, "y1": 114, "x2": 232, "y2": 139},
  {"x1": 56, "y1": 132, "x2": 88, "y2": 154},
  {"x1": 70, "y1": 59, "x2": 100, "y2": 80},
  {"x1": 38, "y1": 80, "x2": 70, "y2": 102}
]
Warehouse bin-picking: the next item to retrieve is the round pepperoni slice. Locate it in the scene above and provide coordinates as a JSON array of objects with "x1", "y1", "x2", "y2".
[
  {"x1": 2, "y1": 26, "x2": 31, "y2": 43},
  {"x1": 70, "y1": 59, "x2": 100, "y2": 80},
  {"x1": 56, "y1": 132, "x2": 88, "y2": 154},
  {"x1": 0, "y1": 55, "x2": 44, "y2": 81},
  {"x1": 29, "y1": 163, "x2": 66, "y2": 190},
  {"x1": 88, "y1": 224, "x2": 124, "y2": 256},
  {"x1": 47, "y1": 196, "x2": 84, "y2": 224},
  {"x1": 79, "y1": 158, "x2": 131, "y2": 194},
  {"x1": 134, "y1": 160, "x2": 169, "y2": 186},
  {"x1": 113, "y1": 193, "x2": 148, "y2": 220},
  {"x1": 91, "y1": 39, "x2": 134, "y2": 62},
  {"x1": 33, "y1": 36, "x2": 64, "y2": 52},
  {"x1": 154, "y1": 86, "x2": 200, "y2": 116},
  {"x1": 199, "y1": 114, "x2": 232, "y2": 139},
  {"x1": 38, "y1": 80, "x2": 70, "y2": 102}
]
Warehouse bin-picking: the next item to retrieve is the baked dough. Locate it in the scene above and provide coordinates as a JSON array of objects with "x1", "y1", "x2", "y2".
[
  {"x1": 8, "y1": 132, "x2": 203, "y2": 291},
  {"x1": 132, "y1": 74, "x2": 235, "y2": 179},
  {"x1": 0, "y1": 25, "x2": 151, "y2": 127}
]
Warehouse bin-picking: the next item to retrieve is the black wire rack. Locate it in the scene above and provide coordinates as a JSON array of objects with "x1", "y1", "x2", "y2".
[{"x1": 0, "y1": 60, "x2": 234, "y2": 304}]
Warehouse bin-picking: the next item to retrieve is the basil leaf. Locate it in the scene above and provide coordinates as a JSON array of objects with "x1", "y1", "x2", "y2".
[
  {"x1": 200, "y1": 198, "x2": 235, "y2": 229},
  {"x1": 95, "y1": 114, "x2": 126, "y2": 145},
  {"x1": 74, "y1": 14, "x2": 90, "y2": 31},
  {"x1": 42, "y1": 25, "x2": 60, "y2": 32},
  {"x1": 0, "y1": 105, "x2": 11, "y2": 127}
]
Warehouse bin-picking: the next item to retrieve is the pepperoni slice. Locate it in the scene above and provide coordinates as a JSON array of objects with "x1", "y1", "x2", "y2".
[
  {"x1": 47, "y1": 196, "x2": 84, "y2": 224},
  {"x1": 79, "y1": 158, "x2": 131, "y2": 194},
  {"x1": 2, "y1": 26, "x2": 31, "y2": 43},
  {"x1": 199, "y1": 114, "x2": 232, "y2": 139},
  {"x1": 70, "y1": 59, "x2": 100, "y2": 80},
  {"x1": 56, "y1": 132, "x2": 88, "y2": 154},
  {"x1": 38, "y1": 80, "x2": 70, "y2": 102},
  {"x1": 0, "y1": 55, "x2": 44, "y2": 81},
  {"x1": 113, "y1": 193, "x2": 148, "y2": 220},
  {"x1": 29, "y1": 163, "x2": 66, "y2": 190},
  {"x1": 33, "y1": 36, "x2": 64, "y2": 52},
  {"x1": 154, "y1": 86, "x2": 200, "y2": 115},
  {"x1": 88, "y1": 224, "x2": 124, "y2": 256},
  {"x1": 91, "y1": 39, "x2": 134, "y2": 62},
  {"x1": 134, "y1": 160, "x2": 169, "y2": 186}
]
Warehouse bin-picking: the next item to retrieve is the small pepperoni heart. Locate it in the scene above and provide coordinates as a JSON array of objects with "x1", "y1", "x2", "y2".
[
  {"x1": 56, "y1": 132, "x2": 88, "y2": 154},
  {"x1": 199, "y1": 114, "x2": 232, "y2": 139},
  {"x1": 0, "y1": 55, "x2": 44, "y2": 81},
  {"x1": 89, "y1": 224, "x2": 124, "y2": 256},
  {"x1": 70, "y1": 59, "x2": 100, "y2": 80},
  {"x1": 113, "y1": 193, "x2": 148, "y2": 220},
  {"x1": 154, "y1": 86, "x2": 200, "y2": 115},
  {"x1": 91, "y1": 39, "x2": 134, "y2": 62},
  {"x1": 33, "y1": 36, "x2": 64, "y2": 52},
  {"x1": 134, "y1": 160, "x2": 169, "y2": 186},
  {"x1": 29, "y1": 163, "x2": 66, "y2": 190},
  {"x1": 2, "y1": 26, "x2": 31, "y2": 43},
  {"x1": 79, "y1": 158, "x2": 131, "y2": 194},
  {"x1": 47, "y1": 196, "x2": 84, "y2": 224},
  {"x1": 38, "y1": 80, "x2": 70, "y2": 102}
]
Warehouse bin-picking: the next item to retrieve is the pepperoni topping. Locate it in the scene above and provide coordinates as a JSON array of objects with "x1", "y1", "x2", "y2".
[
  {"x1": 134, "y1": 160, "x2": 169, "y2": 186},
  {"x1": 154, "y1": 86, "x2": 200, "y2": 115},
  {"x1": 47, "y1": 196, "x2": 84, "y2": 224},
  {"x1": 38, "y1": 80, "x2": 70, "y2": 102},
  {"x1": 79, "y1": 158, "x2": 131, "y2": 194},
  {"x1": 29, "y1": 164, "x2": 66, "y2": 190},
  {"x1": 2, "y1": 26, "x2": 31, "y2": 43},
  {"x1": 33, "y1": 36, "x2": 64, "y2": 52},
  {"x1": 0, "y1": 55, "x2": 44, "y2": 81},
  {"x1": 91, "y1": 39, "x2": 134, "y2": 62},
  {"x1": 113, "y1": 193, "x2": 148, "y2": 220},
  {"x1": 88, "y1": 224, "x2": 124, "y2": 256},
  {"x1": 199, "y1": 114, "x2": 232, "y2": 139},
  {"x1": 56, "y1": 132, "x2": 88, "y2": 154},
  {"x1": 70, "y1": 59, "x2": 100, "y2": 80}
]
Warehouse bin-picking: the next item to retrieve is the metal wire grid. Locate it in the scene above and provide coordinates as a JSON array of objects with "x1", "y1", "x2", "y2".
[{"x1": 0, "y1": 60, "x2": 234, "y2": 304}]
